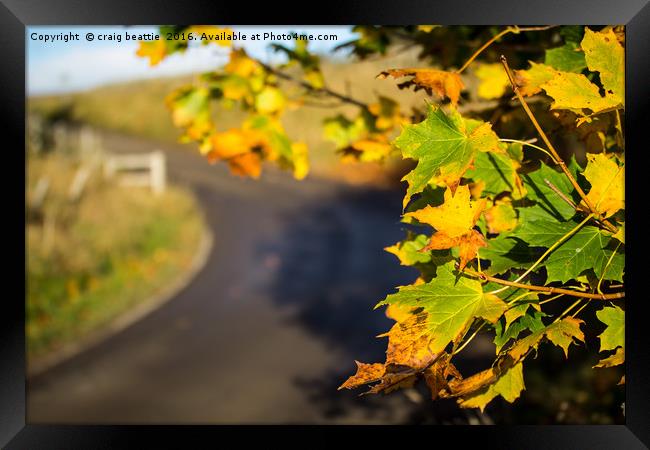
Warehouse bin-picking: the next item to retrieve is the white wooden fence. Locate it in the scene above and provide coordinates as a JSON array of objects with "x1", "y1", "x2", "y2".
[
  {"x1": 29, "y1": 125, "x2": 168, "y2": 211},
  {"x1": 103, "y1": 151, "x2": 167, "y2": 195}
]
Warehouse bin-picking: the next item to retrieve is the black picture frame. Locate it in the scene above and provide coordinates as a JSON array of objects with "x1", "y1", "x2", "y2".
[{"x1": 2, "y1": 0, "x2": 649, "y2": 447}]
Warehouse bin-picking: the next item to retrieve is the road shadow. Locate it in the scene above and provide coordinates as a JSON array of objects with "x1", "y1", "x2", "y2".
[{"x1": 257, "y1": 185, "x2": 495, "y2": 424}]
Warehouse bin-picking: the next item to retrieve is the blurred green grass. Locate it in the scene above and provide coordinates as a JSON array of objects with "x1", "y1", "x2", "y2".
[{"x1": 27, "y1": 153, "x2": 205, "y2": 358}]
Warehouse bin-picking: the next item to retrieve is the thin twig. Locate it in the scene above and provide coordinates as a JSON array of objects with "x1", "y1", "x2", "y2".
[
  {"x1": 465, "y1": 268, "x2": 625, "y2": 300},
  {"x1": 258, "y1": 61, "x2": 369, "y2": 110},
  {"x1": 499, "y1": 55, "x2": 618, "y2": 234},
  {"x1": 544, "y1": 178, "x2": 578, "y2": 210},
  {"x1": 457, "y1": 25, "x2": 556, "y2": 74}
]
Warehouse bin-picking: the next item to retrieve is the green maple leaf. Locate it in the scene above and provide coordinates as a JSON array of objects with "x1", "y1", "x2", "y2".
[
  {"x1": 508, "y1": 317, "x2": 584, "y2": 361},
  {"x1": 377, "y1": 261, "x2": 506, "y2": 354},
  {"x1": 494, "y1": 310, "x2": 546, "y2": 353},
  {"x1": 385, "y1": 233, "x2": 432, "y2": 266},
  {"x1": 545, "y1": 42, "x2": 587, "y2": 73},
  {"x1": 514, "y1": 219, "x2": 577, "y2": 247},
  {"x1": 521, "y1": 161, "x2": 581, "y2": 221},
  {"x1": 596, "y1": 305, "x2": 624, "y2": 352},
  {"x1": 541, "y1": 226, "x2": 624, "y2": 283},
  {"x1": 465, "y1": 151, "x2": 519, "y2": 196},
  {"x1": 394, "y1": 104, "x2": 500, "y2": 208},
  {"x1": 480, "y1": 236, "x2": 539, "y2": 275}
]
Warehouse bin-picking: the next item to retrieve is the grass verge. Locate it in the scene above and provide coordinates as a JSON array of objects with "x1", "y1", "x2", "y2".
[{"x1": 27, "y1": 153, "x2": 205, "y2": 359}]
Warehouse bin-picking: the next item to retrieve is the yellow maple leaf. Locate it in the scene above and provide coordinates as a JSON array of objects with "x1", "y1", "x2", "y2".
[
  {"x1": 225, "y1": 49, "x2": 263, "y2": 77},
  {"x1": 484, "y1": 202, "x2": 518, "y2": 234},
  {"x1": 541, "y1": 71, "x2": 621, "y2": 113},
  {"x1": 406, "y1": 185, "x2": 486, "y2": 238},
  {"x1": 582, "y1": 153, "x2": 624, "y2": 218},
  {"x1": 514, "y1": 62, "x2": 557, "y2": 96},
  {"x1": 207, "y1": 128, "x2": 268, "y2": 160},
  {"x1": 474, "y1": 63, "x2": 510, "y2": 99},
  {"x1": 136, "y1": 39, "x2": 167, "y2": 66},
  {"x1": 378, "y1": 68, "x2": 464, "y2": 105},
  {"x1": 228, "y1": 152, "x2": 263, "y2": 179},
  {"x1": 407, "y1": 185, "x2": 487, "y2": 269},
  {"x1": 290, "y1": 142, "x2": 309, "y2": 180},
  {"x1": 186, "y1": 26, "x2": 234, "y2": 47},
  {"x1": 255, "y1": 86, "x2": 287, "y2": 115},
  {"x1": 581, "y1": 28, "x2": 625, "y2": 105}
]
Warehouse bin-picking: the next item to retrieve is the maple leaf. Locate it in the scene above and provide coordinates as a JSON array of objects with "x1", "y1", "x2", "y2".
[
  {"x1": 378, "y1": 68, "x2": 464, "y2": 105},
  {"x1": 394, "y1": 105, "x2": 501, "y2": 207},
  {"x1": 338, "y1": 361, "x2": 385, "y2": 390},
  {"x1": 507, "y1": 317, "x2": 585, "y2": 361},
  {"x1": 136, "y1": 39, "x2": 168, "y2": 66},
  {"x1": 514, "y1": 220, "x2": 624, "y2": 283},
  {"x1": 581, "y1": 153, "x2": 624, "y2": 219},
  {"x1": 384, "y1": 233, "x2": 432, "y2": 266},
  {"x1": 596, "y1": 305, "x2": 624, "y2": 352},
  {"x1": 349, "y1": 139, "x2": 393, "y2": 162},
  {"x1": 255, "y1": 86, "x2": 287, "y2": 115},
  {"x1": 458, "y1": 362, "x2": 525, "y2": 412},
  {"x1": 381, "y1": 311, "x2": 437, "y2": 367},
  {"x1": 514, "y1": 62, "x2": 558, "y2": 97},
  {"x1": 541, "y1": 71, "x2": 621, "y2": 113},
  {"x1": 484, "y1": 202, "x2": 518, "y2": 234},
  {"x1": 494, "y1": 310, "x2": 545, "y2": 353},
  {"x1": 521, "y1": 161, "x2": 581, "y2": 221},
  {"x1": 407, "y1": 185, "x2": 486, "y2": 239},
  {"x1": 581, "y1": 28, "x2": 625, "y2": 105},
  {"x1": 377, "y1": 261, "x2": 507, "y2": 355},
  {"x1": 225, "y1": 49, "x2": 263, "y2": 77},
  {"x1": 227, "y1": 152, "x2": 263, "y2": 178},
  {"x1": 207, "y1": 128, "x2": 268, "y2": 161},
  {"x1": 545, "y1": 42, "x2": 587, "y2": 73},
  {"x1": 594, "y1": 347, "x2": 624, "y2": 369},
  {"x1": 613, "y1": 222, "x2": 625, "y2": 244},
  {"x1": 480, "y1": 236, "x2": 539, "y2": 275},
  {"x1": 406, "y1": 185, "x2": 487, "y2": 268},
  {"x1": 465, "y1": 151, "x2": 523, "y2": 198},
  {"x1": 423, "y1": 353, "x2": 462, "y2": 400},
  {"x1": 474, "y1": 63, "x2": 510, "y2": 99},
  {"x1": 186, "y1": 26, "x2": 234, "y2": 47}
]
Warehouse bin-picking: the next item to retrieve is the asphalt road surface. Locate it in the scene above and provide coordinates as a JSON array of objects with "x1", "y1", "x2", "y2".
[{"x1": 27, "y1": 131, "x2": 489, "y2": 425}]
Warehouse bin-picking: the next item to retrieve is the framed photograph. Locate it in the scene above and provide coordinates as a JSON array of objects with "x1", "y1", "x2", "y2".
[{"x1": 2, "y1": 0, "x2": 649, "y2": 447}]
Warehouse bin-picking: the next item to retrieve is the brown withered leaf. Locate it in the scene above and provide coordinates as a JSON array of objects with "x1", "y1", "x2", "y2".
[
  {"x1": 381, "y1": 311, "x2": 435, "y2": 367},
  {"x1": 423, "y1": 353, "x2": 462, "y2": 400},
  {"x1": 338, "y1": 361, "x2": 385, "y2": 390},
  {"x1": 378, "y1": 68, "x2": 464, "y2": 105}
]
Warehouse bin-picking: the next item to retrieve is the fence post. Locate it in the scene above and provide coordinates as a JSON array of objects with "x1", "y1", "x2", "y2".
[{"x1": 150, "y1": 151, "x2": 166, "y2": 195}]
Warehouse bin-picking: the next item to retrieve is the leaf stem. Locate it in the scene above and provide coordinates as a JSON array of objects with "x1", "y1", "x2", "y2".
[
  {"x1": 499, "y1": 138, "x2": 558, "y2": 163},
  {"x1": 597, "y1": 241, "x2": 622, "y2": 295},
  {"x1": 499, "y1": 55, "x2": 618, "y2": 234},
  {"x1": 452, "y1": 323, "x2": 486, "y2": 355}
]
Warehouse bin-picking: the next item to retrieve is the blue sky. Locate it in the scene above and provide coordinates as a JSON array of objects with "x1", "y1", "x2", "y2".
[{"x1": 27, "y1": 26, "x2": 356, "y2": 96}]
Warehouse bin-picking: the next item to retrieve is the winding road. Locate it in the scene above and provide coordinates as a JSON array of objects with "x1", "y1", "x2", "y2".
[{"x1": 27, "y1": 131, "x2": 491, "y2": 425}]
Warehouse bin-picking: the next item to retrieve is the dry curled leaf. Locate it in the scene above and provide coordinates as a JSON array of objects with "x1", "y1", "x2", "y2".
[{"x1": 378, "y1": 68, "x2": 464, "y2": 105}]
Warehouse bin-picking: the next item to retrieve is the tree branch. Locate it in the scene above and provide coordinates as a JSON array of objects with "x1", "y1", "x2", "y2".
[
  {"x1": 258, "y1": 61, "x2": 370, "y2": 110},
  {"x1": 464, "y1": 268, "x2": 625, "y2": 300}
]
